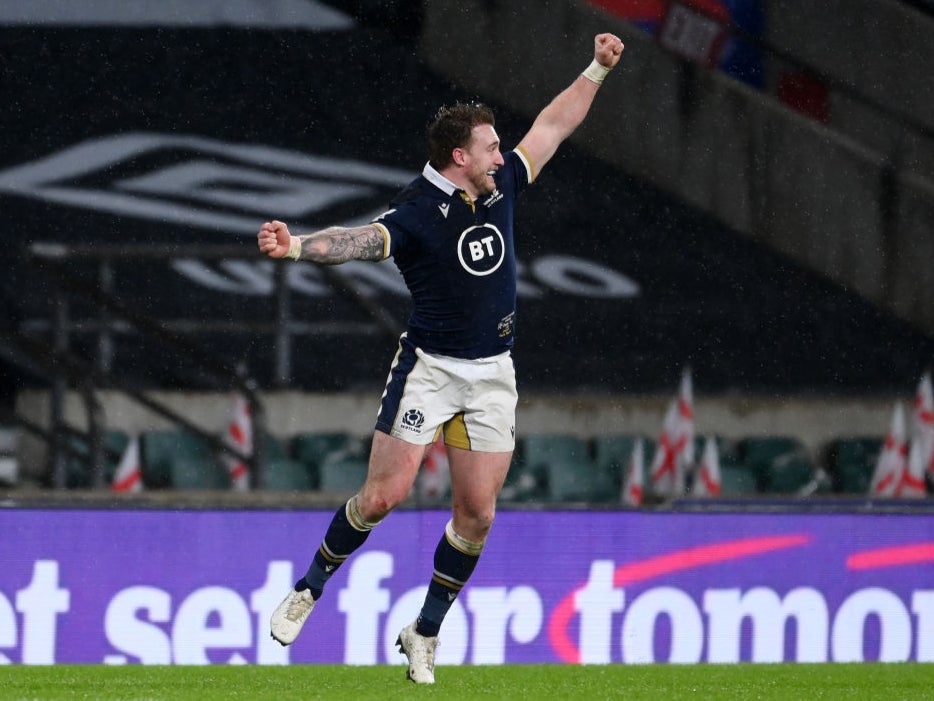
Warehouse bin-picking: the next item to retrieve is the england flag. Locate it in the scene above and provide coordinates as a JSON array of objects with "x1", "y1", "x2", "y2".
[
  {"x1": 869, "y1": 403, "x2": 907, "y2": 497},
  {"x1": 692, "y1": 436, "x2": 722, "y2": 497},
  {"x1": 111, "y1": 435, "x2": 143, "y2": 493},
  {"x1": 649, "y1": 367, "x2": 694, "y2": 497},
  {"x1": 912, "y1": 371, "x2": 934, "y2": 481},
  {"x1": 898, "y1": 440, "x2": 928, "y2": 498},
  {"x1": 221, "y1": 393, "x2": 252, "y2": 491},
  {"x1": 621, "y1": 438, "x2": 645, "y2": 507}
]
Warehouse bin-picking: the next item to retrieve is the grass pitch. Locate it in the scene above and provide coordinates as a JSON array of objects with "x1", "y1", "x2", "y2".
[{"x1": 2, "y1": 663, "x2": 931, "y2": 700}]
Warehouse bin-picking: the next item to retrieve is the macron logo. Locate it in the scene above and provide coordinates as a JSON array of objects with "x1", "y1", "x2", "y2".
[{"x1": 438, "y1": 203, "x2": 450, "y2": 218}]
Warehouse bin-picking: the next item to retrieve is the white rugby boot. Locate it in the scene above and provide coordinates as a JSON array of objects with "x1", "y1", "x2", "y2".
[
  {"x1": 270, "y1": 587, "x2": 316, "y2": 645},
  {"x1": 396, "y1": 621, "x2": 439, "y2": 684}
]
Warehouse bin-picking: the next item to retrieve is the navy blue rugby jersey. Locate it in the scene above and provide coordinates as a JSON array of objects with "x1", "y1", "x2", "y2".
[{"x1": 371, "y1": 148, "x2": 534, "y2": 359}]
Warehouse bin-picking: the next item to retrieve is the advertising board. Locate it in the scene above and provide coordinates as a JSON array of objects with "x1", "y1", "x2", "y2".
[{"x1": 1, "y1": 509, "x2": 931, "y2": 665}]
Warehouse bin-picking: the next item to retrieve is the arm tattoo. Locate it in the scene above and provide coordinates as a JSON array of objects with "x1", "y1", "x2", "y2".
[{"x1": 299, "y1": 225, "x2": 385, "y2": 264}]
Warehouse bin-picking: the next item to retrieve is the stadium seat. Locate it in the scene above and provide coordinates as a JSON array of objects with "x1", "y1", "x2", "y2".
[
  {"x1": 263, "y1": 458, "x2": 313, "y2": 491},
  {"x1": 543, "y1": 459, "x2": 587, "y2": 502},
  {"x1": 543, "y1": 459, "x2": 619, "y2": 503},
  {"x1": 171, "y1": 455, "x2": 230, "y2": 490},
  {"x1": 499, "y1": 446, "x2": 546, "y2": 502},
  {"x1": 518, "y1": 434, "x2": 592, "y2": 503},
  {"x1": 737, "y1": 436, "x2": 815, "y2": 494},
  {"x1": 718, "y1": 464, "x2": 759, "y2": 495},
  {"x1": 291, "y1": 432, "x2": 353, "y2": 489},
  {"x1": 592, "y1": 434, "x2": 656, "y2": 496},
  {"x1": 827, "y1": 436, "x2": 883, "y2": 493},
  {"x1": 0, "y1": 425, "x2": 17, "y2": 486},
  {"x1": 141, "y1": 430, "x2": 226, "y2": 489},
  {"x1": 522, "y1": 433, "x2": 589, "y2": 475},
  {"x1": 261, "y1": 435, "x2": 313, "y2": 491},
  {"x1": 61, "y1": 429, "x2": 129, "y2": 488},
  {"x1": 317, "y1": 439, "x2": 370, "y2": 492}
]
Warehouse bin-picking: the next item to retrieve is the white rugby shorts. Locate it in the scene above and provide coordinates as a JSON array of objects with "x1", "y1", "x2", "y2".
[{"x1": 375, "y1": 335, "x2": 517, "y2": 452}]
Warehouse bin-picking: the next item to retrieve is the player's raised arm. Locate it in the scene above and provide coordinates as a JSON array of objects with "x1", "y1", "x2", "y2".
[
  {"x1": 516, "y1": 32, "x2": 624, "y2": 177},
  {"x1": 258, "y1": 219, "x2": 387, "y2": 265}
]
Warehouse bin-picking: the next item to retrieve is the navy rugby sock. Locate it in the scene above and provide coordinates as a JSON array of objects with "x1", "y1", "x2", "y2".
[
  {"x1": 301, "y1": 497, "x2": 377, "y2": 599},
  {"x1": 415, "y1": 522, "x2": 483, "y2": 638}
]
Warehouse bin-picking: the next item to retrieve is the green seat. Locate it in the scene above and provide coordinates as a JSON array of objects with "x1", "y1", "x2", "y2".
[
  {"x1": 519, "y1": 434, "x2": 592, "y2": 503},
  {"x1": 738, "y1": 436, "x2": 815, "y2": 494},
  {"x1": 262, "y1": 435, "x2": 313, "y2": 491},
  {"x1": 544, "y1": 459, "x2": 618, "y2": 502},
  {"x1": 0, "y1": 425, "x2": 16, "y2": 486},
  {"x1": 544, "y1": 459, "x2": 586, "y2": 502},
  {"x1": 171, "y1": 455, "x2": 230, "y2": 490},
  {"x1": 828, "y1": 437, "x2": 883, "y2": 493},
  {"x1": 719, "y1": 464, "x2": 759, "y2": 495},
  {"x1": 592, "y1": 434, "x2": 655, "y2": 495},
  {"x1": 291, "y1": 432, "x2": 353, "y2": 489},
  {"x1": 62, "y1": 429, "x2": 130, "y2": 488},
  {"x1": 142, "y1": 430, "x2": 225, "y2": 489},
  {"x1": 522, "y1": 433, "x2": 589, "y2": 478},
  {"x1": 263, "y1": 458, "x2": 313, "y2": 490},
  {"x1": 318, "y1": 440, "x2": 369, "y2": 492},
  {"x1": 500, "y1": 446, "x2": 546, "y2": 502}
]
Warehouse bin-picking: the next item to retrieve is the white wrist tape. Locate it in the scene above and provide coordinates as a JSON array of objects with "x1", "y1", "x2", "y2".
[
  {"x1": 287, "y1": 235, "x2": 302, "y2": 260},
  {"x1": 581, "y1": 59, "x2": 611, "y2": 85}
]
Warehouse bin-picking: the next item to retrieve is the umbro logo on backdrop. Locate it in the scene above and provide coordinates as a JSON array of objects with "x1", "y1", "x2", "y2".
[{"x1": 0, "y1": 132, "x2": 415, "y2": 237}]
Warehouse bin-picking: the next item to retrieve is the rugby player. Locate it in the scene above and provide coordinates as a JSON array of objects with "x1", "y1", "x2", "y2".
[{"x1": 258, "y1": 32, "x2": 624, "y2": 684}]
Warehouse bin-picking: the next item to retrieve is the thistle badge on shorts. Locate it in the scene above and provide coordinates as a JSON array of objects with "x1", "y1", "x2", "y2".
[{"x1": 401, "y1": 408, "x2": 426, "y2": 433}]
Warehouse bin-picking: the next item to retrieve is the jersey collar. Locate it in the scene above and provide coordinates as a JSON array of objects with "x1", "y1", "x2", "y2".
[{"x1": 422, "y1": 162, "x2": 459, "y2": 197}]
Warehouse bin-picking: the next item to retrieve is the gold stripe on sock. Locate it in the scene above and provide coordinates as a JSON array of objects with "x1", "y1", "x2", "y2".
[
  {"x1": 318, "y1": 541, "x2": 347, "y2": 564},
  {"x1": 432, "y1": 570, "x2": 466, "y2": 590}
]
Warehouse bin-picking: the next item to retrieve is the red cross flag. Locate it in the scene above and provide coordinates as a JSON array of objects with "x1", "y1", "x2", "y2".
[
  {"x1": 912, "y1": 371, "x2": 934, "y2": 480},
  {"x1": 649, "y1": 367, "x2": 694, "y2": 497},
  {"x1": 677, "y1": 367, "x2": 696, "y2": 468},
  {"x1": 692, "y1": 436, "x2": 722, "y2": 497},
  {"x1": 111, "y1": 435, "x2": 143, "y2": 493},
  {"x1": 897, "y1": 440, "x2": 928, "y2": 498},
  {"x1": 621, "y1": 438, "x2": 645, "y2": 507},
  {"x1": 869, "y1": 403, "x2": 907, "y2": 497},
  {"x1": 221, "y1": 393, "x2": 252, "y2": 491}
]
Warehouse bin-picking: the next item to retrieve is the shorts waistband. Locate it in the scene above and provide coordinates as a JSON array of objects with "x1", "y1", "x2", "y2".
[{"x1": 422, "y1": 349, "x2": 512, "y2": 365}]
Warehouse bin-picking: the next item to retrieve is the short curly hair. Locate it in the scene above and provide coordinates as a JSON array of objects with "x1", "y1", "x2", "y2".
[{"x1": 427, "y1": 102, "x2": 496, "y2": 170}]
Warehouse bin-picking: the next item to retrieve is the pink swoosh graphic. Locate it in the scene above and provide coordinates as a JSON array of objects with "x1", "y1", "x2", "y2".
[
  {"x1": 847, "y1": 542, "x2": 934, "y2": 569},
  {"x1": 547, "y1": 534, "x2": 812, "y2": 663}
]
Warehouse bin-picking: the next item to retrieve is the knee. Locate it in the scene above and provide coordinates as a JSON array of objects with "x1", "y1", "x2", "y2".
[
  {"x1": 456, "y1": 509, "x2": 496, "y2": 542},
  {"x1": 356, "y1": 489, "x2": 404, "y2": 523},
  {"x1": 474, "y1": 511, "x2": 496, "y2": 534}
]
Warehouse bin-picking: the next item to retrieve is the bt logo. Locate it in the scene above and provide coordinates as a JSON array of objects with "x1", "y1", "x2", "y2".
[{"x1": 457, "y1": 224, "x2": 504, "y2": 276}]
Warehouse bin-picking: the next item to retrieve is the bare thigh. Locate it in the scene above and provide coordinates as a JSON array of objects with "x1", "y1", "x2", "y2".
[
  {"x1": 447, "y1": 446, "x2": 513, "y2": 543},
  {"x1": 355, "y1": 430, "x2": 427, "y2": 523}
]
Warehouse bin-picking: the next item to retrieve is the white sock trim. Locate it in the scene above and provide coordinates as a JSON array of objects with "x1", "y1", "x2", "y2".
[
  {"x1": 444, "y1": 519, "x2": 485, "y2": 556},
  {"x1": 346, "y1": 495, "x2": 381, "y2": 531}
]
